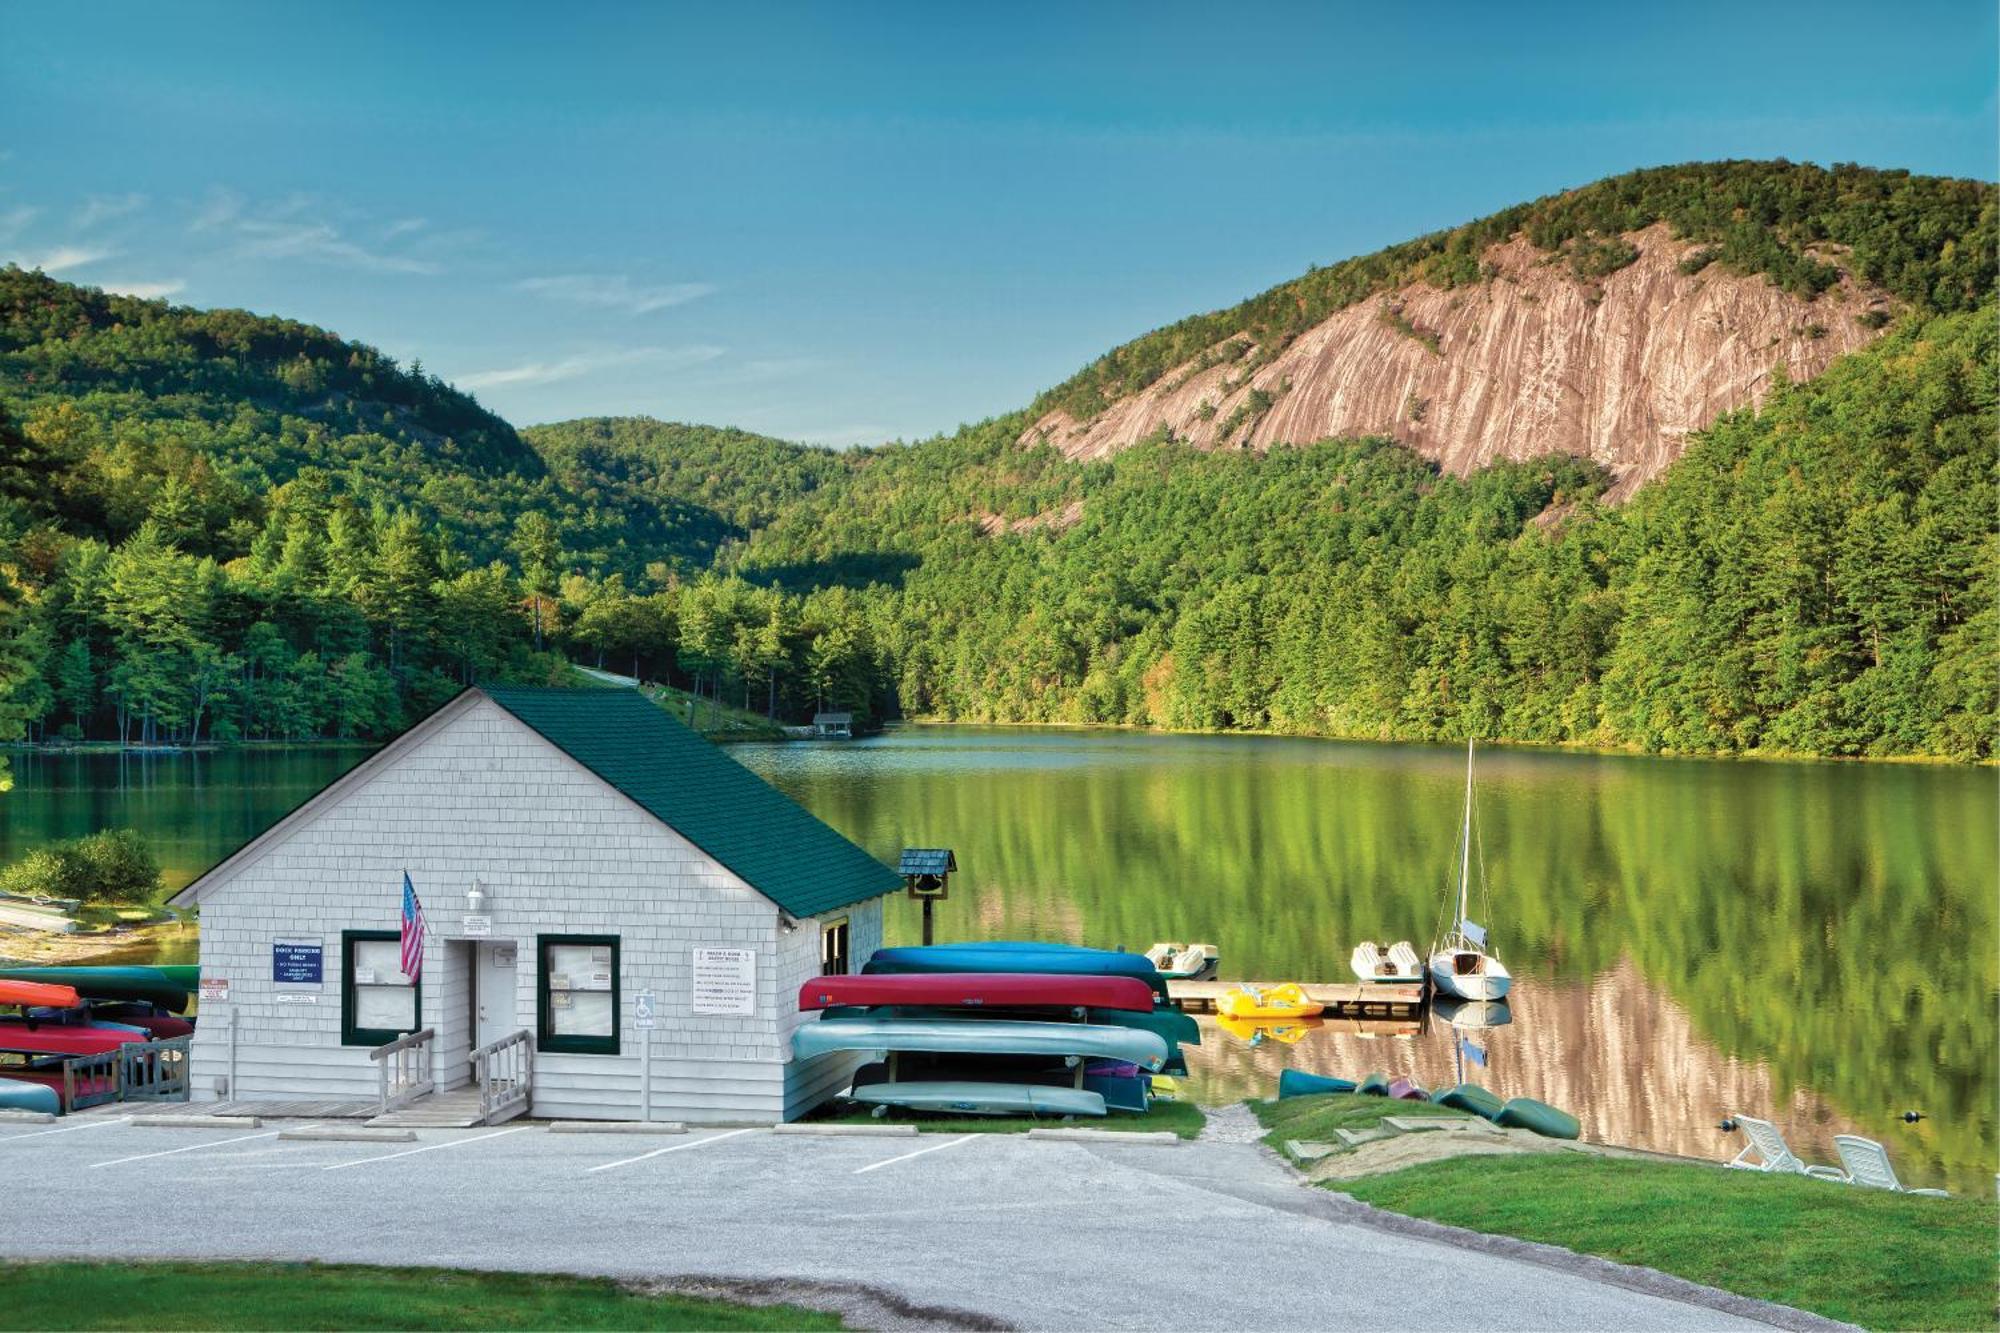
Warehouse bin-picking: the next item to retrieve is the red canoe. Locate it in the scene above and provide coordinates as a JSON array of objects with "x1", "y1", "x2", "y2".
[
  {"x1": 798, "y1": 972, "x2": 1156, "y2": 1013},
  {"x1": 0, "y1": 980, "x2": 81, "y2": 1009},
  {"x1": 0, "y1": 1020, "x2": 146, "y2": 1057}
]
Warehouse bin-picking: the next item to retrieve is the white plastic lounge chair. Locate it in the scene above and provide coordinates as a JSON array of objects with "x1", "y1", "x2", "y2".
[
  {"x1": 1830, "y1": 1135, "x2": 1950, "y2": 1196},
  {"x1": 1724, "y1": 1115, "x2": 1845, "y2": 1178}
]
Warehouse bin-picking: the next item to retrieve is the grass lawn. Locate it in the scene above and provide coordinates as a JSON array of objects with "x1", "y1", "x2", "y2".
[
  {"x1": 0, "y1": 1261, "x2": 844, "y2": 1331},
  {"x1": 807, "y1": 1098, "x2": 1206, "y2": 1139},
  {"x1": 1338, "y1": 1154, "x2": 1996, "y2": 1332},
  {"x1": 1252, "y1": 1091, "x2": 1470, "y2": 1151}
]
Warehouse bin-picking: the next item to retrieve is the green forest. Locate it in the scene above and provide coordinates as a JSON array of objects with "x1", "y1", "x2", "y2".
[{"x1": 0, "y1": 161, "x2": 1992, "y2": 760}]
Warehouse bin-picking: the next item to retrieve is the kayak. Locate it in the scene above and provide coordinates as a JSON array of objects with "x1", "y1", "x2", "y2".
[
  {"x1": 153, "y1": 966, "x2": 199, "y2": 991},
  {"x1": 0, "y1": 967, "x2": 189, "y2": 1011},
  {"x1": 864, "y1": 944, "x2": 1170, "y2": 999},
  {"x1": 0, "y1": 1075, "x2": 60, "y2": 1115},
  {"x1": 0, "y1": 980, "x2": 80, "y2": 1009},
  {"x1": 28, "y1": 1009, "x2": 194, "y2": 1040},
  {"x1": 1355, "y1": 1071, "x2": 1392, "y2": 1097},
  {"x1": 1216, "y1": 983, "x2": 1323, "y2": 1021},
  {"x1": 793, "y1": 1015, "x2": 1169, "y2": 1070},
  {"x1": 847, "y1": 1074, "x2": 1107, "y2": 1118},
  {"x1": 1494, "y1": 1097, "x2": 1580, "y2": 1140},
  {"x1": 799, "y1": 972, "x2": 1156, "y2": 1014},
  {"x1": 826, "y1": 1002, "x2": 1198, "y2": 1050},
  {"x1": 1278, "y1": 1069, "x2": 1357, "y2": 1098},
  {"x1": 0, "y1": 1020, "x2": 147, "y2": 1056},
  {"x1": 1431, "y1": 1082, "x2": 1506, "y2": 1119}
]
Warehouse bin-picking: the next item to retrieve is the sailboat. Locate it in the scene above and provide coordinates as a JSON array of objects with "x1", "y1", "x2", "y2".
[{"x1": 1428, "y1": 740, "x2": 1512, "y2": 1002}]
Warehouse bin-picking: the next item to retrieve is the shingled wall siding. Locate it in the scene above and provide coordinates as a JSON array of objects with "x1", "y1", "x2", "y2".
[{"x1": 187, "y1": 697, "x2": 882, "y2": 1122}]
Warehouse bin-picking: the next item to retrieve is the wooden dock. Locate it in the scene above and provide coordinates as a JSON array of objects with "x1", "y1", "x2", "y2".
[{"x1": 1165, "y1": 979, "x2": 1424, "y2": 1017}]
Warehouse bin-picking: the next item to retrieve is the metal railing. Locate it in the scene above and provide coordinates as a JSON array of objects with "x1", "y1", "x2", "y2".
[
  {"x1": 370, "y1": 1027, "x2": 435, "y2": 1114},
  {"x1": 471, "y1": 1028, "x2": 532, "y2": 1123}
]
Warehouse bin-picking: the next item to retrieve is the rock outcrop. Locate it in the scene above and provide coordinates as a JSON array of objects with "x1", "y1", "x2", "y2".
[{"x1": 1022, "y1": 225, "x2": 1894, "y2": 498}]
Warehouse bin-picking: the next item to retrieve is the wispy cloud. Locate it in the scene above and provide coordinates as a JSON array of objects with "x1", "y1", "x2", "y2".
[
  {"x1": 455, "y1": 344, "x2": 725, "y2": 391},
  {"x1": 518, "y1": 273, "x2": 715, "y2": 314},
  {"x1": 382, "y1": 217, "x2": 427, "y2": 240},
  {"x1": 75, "y1": 193, "x2": 146, "y2": 229},
  {"x1": 235, "y1": 218, "x2": 441, "y2": 275},
  {"x1": 99, "y1": 278, "x2": 186, "y2": 300},
  {"x1": 12, "y1": 244, "x2": 115, "y2": 274},
  {"x1": 189, "y1": 188, "x2": 244, "y2": 232},
  {"x1": 0, "y1": 206, "x2": 39, "y2": 244}
]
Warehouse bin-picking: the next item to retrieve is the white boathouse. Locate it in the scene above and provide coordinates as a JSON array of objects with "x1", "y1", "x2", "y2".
[{"x1": 169, "y1": 686, "x2": 899, "y2": 1124}]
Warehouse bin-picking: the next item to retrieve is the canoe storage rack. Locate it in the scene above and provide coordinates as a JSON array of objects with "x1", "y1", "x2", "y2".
[{"x1": 60, "y1": 1035, "x2": 192, "y2": 1112}]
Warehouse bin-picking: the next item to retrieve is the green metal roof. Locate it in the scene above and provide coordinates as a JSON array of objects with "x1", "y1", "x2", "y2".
[{"x1": 481, "y1": 686, "x2": 899, "y2": 918}]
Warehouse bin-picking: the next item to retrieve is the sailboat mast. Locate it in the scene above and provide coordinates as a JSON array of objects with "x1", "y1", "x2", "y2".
[{"x1": 1458, "y1": 739, "x2": 1474, "y2": 931}]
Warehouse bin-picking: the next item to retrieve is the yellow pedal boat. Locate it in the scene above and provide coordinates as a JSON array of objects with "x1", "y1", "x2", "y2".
[
  {"x1": 1215, "y1": 982, "x2": 1323, "y2": 1021},
  {"x1": 1216, "y1": 1013, "x2": 1322, "y2": 1045}
]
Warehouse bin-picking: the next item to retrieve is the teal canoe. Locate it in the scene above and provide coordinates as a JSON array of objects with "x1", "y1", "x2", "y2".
[
  {"x1": 864, "y1": 943, "x2": 1170, "y2": 999},
  {"x1": 847, "y1": 1079, "x2": 1107, "y2": 1118},
  {"x1": 793, "y1": 1015, "x2": 1169, "y2": 1070},
  {"x1": 0, "y1": 966, "x2": 188, "y2": 1011},
  {"x1": 0, "y1": 1075, "x2": 59, "y2": 1115},
  {"x1": 1494, "y1": 1097, "x2": 1581, "y2": 1140},
  {"x1": 1355, "y1": 1072, "x2": 1392, "y2": 1097},
  {"x1": 1431, "y1": 1082, "x2": 1506, "y2": 1119},
  {"x1": 1278, "y1": 1069, "x2": 1357, "y2": 1098}
]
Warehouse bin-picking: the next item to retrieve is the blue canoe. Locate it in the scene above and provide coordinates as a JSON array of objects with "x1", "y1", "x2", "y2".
[
  {"x1": 1278, "y1": 1069, "x2": 1357, "y2": 1098},
  {"x1": 0, "y1": 1075, "x2": 59, "y2": 1115},
  {"x1": 793, "y1": 1015, "x2": 1169, "y2": 1070},
  {"x1": 863, "y1": 943, "x2": 1170, "y2": 998}
]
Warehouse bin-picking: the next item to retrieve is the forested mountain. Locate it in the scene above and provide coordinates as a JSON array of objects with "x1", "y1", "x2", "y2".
[{"x1": 0, "y1": 161, "x2": 1991, "y2": 760}]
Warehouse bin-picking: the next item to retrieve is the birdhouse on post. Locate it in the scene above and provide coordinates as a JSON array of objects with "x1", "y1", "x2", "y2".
[{"x1": 899, "y1": 848, "x2": 957, "y2": 945}]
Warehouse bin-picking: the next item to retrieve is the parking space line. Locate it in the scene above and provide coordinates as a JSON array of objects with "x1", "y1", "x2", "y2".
[
  {"x1": 0, "y1": 1116, "x2": 132, "y2": 1143},
  {"x1": 324, "y1": 1125, "x2": 529, "y2": 1171},
  {"x1": 854, "y1": 1133, "x2": 978, "y2": 1175},
  {"x1": 586, "y1": 1126, "x2": 758, "y2": 1173},
  {"x1": 87, "y1": 1126, "x2": 293, "y2": 1169}
]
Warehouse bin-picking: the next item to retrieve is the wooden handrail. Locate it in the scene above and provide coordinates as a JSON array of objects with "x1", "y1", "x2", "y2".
[
  {"x1": 469, "y1": 1029, "x2": 527, "y2": 1060},
  {"x1": 472, "y1": 1028, "x2": 532, "y2": 1123},
  {"x1": 369, "y1": 1026, "x2": 436, "y2": 1061}
]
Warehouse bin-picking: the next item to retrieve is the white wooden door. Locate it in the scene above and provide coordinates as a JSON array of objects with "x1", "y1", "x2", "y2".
[{"x1": 476, "y1": 942, "x2": 519, "y2": 1050}]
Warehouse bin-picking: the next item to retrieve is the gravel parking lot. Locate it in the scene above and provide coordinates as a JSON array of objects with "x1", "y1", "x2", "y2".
[{"x1": 0, "y1": 1111, "x2": 1794, "y2": 1331}]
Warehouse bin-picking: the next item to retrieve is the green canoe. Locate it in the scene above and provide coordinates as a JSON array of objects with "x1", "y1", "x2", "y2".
[
  {"x1": 0, "y1": 966, "x2": 188, "y2": 1011},
  {"x1": 1494, "y1": 1097, "x2": 1581, "y2": 1140},
  {"x1": 1431, "y1": 1083, "x2": 1506, "y2": 1119},
  {"x1": 1355, "y1": 1072, "x2": 1392, "y2": 1097}
]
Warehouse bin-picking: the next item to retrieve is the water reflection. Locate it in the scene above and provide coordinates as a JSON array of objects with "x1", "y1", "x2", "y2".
[{"x1": 2, "y1": 727, "x2": 1989, "y2": 1192}]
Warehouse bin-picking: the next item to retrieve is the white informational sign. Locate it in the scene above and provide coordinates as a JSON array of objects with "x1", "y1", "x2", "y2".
[
  {"x1": 462, "y1": 914, "x2": 492, "y2": 938},
  {"x1": 274, "y1": 993, "x2": 319, "y2": 1004},
  {"x1": 691, "y1": 948, "x2": 757, "y2": 1016},
  {"x1": 199, "y1": 977, "x2": 230, "y2": 1003},
  {"x1": 493, "y1": 944, "x2": 517, "y2": 967},
  {"x1": 634, "y1": 989, "x2": 656, "y2": 1029}
]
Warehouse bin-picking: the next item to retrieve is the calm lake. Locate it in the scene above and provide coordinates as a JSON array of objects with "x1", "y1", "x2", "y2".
[{"x1": 2, "y1": 728, "x2": 1991, "y2": 1191}]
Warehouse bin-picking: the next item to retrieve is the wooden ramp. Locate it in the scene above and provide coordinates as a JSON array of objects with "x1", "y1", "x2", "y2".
[
  {"x1": 1166, "y1": 979, "x2": 1424, "y2": 1016},
  {"x1": 366, "y1": 1084, "x2": 528, "y2": 1129}
]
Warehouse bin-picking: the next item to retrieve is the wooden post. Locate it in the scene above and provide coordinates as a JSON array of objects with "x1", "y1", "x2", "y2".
[{"x1": 922, "y1": 896, "x2": 935, "y2": 946}]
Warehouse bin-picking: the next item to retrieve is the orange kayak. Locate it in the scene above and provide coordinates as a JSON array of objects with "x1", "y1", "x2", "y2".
[{"x1": 0, "y1": 980, "x2": 81, "y2": 1008}]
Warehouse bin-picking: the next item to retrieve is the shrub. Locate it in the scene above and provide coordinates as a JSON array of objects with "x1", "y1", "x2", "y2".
[{"x1": 0, "y1": 830, "x2": 161, "y2": 904}]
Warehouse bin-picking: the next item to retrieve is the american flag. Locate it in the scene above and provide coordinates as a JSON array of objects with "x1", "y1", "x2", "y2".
[{"x1": 400, "y1": 871, "x2": 426, "y2": 981}]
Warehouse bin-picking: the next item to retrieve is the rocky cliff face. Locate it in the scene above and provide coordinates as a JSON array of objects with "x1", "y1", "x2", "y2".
[{"x1": 1023, "y1": 225, "x2": 1894, "y2": 497}]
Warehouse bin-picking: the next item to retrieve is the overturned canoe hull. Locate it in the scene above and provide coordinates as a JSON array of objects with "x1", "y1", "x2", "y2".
[
  {"x1": 0, "y1": 1075, "x2": 60, "y2": 1115},
  {"x1": 1494, "y1": 1097, "x2": 1580, "y2": 1140},
  {"x1": 793, "y1": 1015, "x2": 1169, "y2": 1070},
  {"x1": 0, "y1": 967, "x2": 188, "y2": 1011},
  {"x1": 1278, "y1": 1069, "x2": 1357, "y2": 1098},
  {"x1": 864, "y1": 944, "x2": 1169, "y2": 998},
  {"x1": 799, "y1": 972, "x2": 1156, "y2": 1014},
  {"x1": 846, "y1": 1076, "x2": 1107, "y2": 1119}
]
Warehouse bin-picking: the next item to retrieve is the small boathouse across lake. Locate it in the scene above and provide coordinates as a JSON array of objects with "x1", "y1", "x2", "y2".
[{"x1": 170, "y1": 686, "x2": 899, "y2": 1124}]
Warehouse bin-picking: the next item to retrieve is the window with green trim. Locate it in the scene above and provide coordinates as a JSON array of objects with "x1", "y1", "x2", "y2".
[
  {"x1": 536, "y1": 934, "x2": 620, "y2": 1055},
  {"x1": 341, "y1": 930, "x2": 420, "y2": 1046}
]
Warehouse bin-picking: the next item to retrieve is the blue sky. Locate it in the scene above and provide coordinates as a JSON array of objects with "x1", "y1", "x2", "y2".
[{"x1": 3, "y1": 3, "x2": 1994, "y2": 446}]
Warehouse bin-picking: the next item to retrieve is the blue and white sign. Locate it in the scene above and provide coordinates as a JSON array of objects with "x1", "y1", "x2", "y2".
[{"x1": 272, "y1": 937, "x2": 324, "y2": 985}]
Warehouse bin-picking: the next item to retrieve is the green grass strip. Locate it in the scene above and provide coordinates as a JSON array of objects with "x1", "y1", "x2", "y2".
[
  {"x1": 1340, "y1": 1154, "x2": 1996, "y2": 1332},
  {"x1": 0, "y1": 1261, "x2": 845, "y2": 1331}
]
